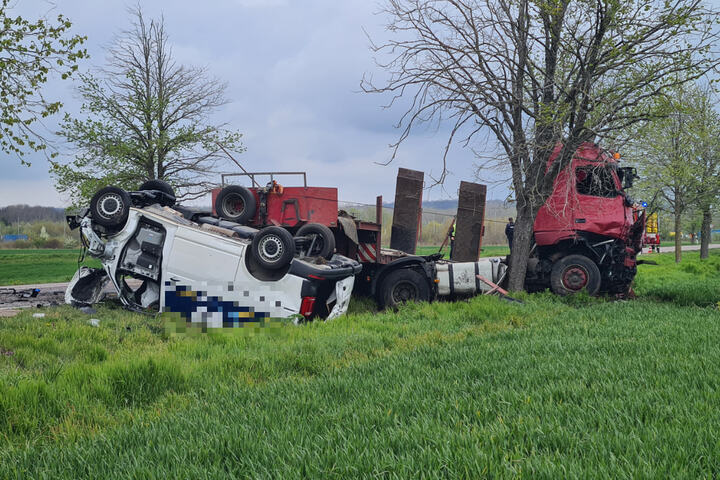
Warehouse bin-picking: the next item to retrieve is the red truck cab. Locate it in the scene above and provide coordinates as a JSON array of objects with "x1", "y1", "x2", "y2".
[{"x1": 526, "y1": 142, "x2": 645, "y2": 295}]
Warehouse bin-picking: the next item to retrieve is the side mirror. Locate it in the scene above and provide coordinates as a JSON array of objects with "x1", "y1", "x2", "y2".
[{"x1": 618, "y1": 167, "x2": 637, "y2": 190}]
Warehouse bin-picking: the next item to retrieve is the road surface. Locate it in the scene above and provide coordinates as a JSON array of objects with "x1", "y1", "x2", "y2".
[{"x1": 638, "y1": 244, "x2": 720, "y2": 254}]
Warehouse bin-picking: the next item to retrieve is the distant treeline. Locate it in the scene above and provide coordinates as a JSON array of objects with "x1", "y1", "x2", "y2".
[
  {"x1": 0, "y1": 205, "x2": 66, "y2": 224},
  {"x1": 384, "y1": 199, "x2": 511, "y2": 212}
]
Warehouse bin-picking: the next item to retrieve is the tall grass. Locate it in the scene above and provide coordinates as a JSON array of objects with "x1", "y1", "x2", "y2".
[
  {"x1": 634, "y1": 250, "x2": 720, "y2": 306},
  {"x1": 0, "y1": 251, "x2": 718, "y2": 477}
]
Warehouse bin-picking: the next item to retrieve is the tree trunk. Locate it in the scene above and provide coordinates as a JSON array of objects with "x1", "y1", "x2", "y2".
[
  {"x1": 700, "y1": 207, "x2": 711, "y2": 260},
  {"x1": 507, "y1": 204, "x2": 536, "y2": 292},
  {"x1": 674, "y1": 210, "x2": 682, "y2": 263}
]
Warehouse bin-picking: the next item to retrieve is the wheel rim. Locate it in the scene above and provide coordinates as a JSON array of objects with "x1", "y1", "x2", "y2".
[
  {"x1": 222, "y1": 194, "x2": 245, "y2": 218},
  {"x1": 258, "y1": 235, "x2": 284, "y2": 264},
  {"x1": 562, "y1": 265, "x2": 589, "y2": 291},
  {"x1": 392, "y1": 281, "x2": 419, "y2": 304},
  {"x1": 97, "y1": 193, "x2": 123, "y2": 220}
]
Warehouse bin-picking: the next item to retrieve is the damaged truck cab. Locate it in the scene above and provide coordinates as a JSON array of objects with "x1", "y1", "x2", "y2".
[{"x1": 524, "y1": 142, "x2": 645, "y2": 295}]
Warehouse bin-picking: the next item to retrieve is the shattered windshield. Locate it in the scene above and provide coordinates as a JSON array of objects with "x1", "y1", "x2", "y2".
[{"x1": 576, "y1": 165, "x2": 619, "y2": 198}]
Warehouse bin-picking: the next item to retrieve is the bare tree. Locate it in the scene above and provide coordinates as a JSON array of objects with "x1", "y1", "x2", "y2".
[
  {"x1": 52, "y1": 7, "x2": 243, "y2": 205},
  {"x1": 363, "y1": 0, "x2": 720, "y2": 290}
]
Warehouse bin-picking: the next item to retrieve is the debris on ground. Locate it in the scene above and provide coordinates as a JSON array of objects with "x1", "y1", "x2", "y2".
[{"x1": 0, "y1": 286, "x2": 64, "y2": 310}]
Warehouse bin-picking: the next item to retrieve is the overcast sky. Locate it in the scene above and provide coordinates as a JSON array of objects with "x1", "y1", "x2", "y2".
[{"x1": 1, "y1": 0, "x2": 516, "y2": 208}]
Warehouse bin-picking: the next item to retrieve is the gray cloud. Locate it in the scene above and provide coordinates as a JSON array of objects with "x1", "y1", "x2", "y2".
[{"x1": 1, "y1": 0, "x2": 509, "y2": 208}]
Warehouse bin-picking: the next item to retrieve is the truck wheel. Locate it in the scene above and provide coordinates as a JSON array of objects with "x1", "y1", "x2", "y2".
[
  {"x1": 215, "y1": 185, "x2": 257, "y2": 224},
  {"x1": 379, "y1": 268, "x2": 431, "y2": 309},
  {"x1": 90, "y1": 186, "x2": 131, "y2": 228},
  {"x1": 550, "y1": 254, "x2": 601, "y2": 296},
  {"x1": 251, "y1": 226, "x2": 295, "y2": 270},
  {"x1": 139, "y1": 179, "x2": 175, "y2": 206},
  {"x1": 295, "y1": 223, "x2": 336, "y2": 259}
]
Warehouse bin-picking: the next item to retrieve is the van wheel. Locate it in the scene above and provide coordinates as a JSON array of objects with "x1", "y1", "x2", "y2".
[
  {"x1": 378, "y1": 268, "x2": 431, "y2": 309},
  {"x1": 90, "y1": 186, "x2": 131, "y2": 228},
  {"x1": 251, "y1": 226, "x2": 295, "y2": 270},
  {"x1": 550, "y1": 254, "x2": 601, "y2": 296},
  {"x1": 295, "y1": 223, "x2": 336, "y2": 259},
  {"x1": 139, "y1": 179, "x2": 175, "y2": 206},
  {"x1": 215, "y1": 185, "x2": 257, "y2": 224}
]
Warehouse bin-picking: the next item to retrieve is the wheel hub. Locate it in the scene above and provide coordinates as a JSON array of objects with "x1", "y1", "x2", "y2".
[
  {"x1": 392, "y1": 281, "x2": 418, "y2": 303},
  {"x1": 98, "y1": 194, "x2": 122, "y2": 219},
  {"x1": 259, "y1": 235, "x2": 283, "y2": 262},
  {"x1": 562, "y1": 266, "x2": 589, "y2": 291},
  {"x1": 223, "y1": 194, "x2": 245, "y2": 217}
]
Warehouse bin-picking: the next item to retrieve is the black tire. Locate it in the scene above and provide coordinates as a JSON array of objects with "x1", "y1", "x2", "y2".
[
  {"x1": 550, "y1": 254, "x2": 601, "y2": 296},
  {"x1": 90, "y1": 186, "x2": 131, "y2": 228},
  {"x1": 215, "y1": 185, "x2": 257, "y2": 224},
  {"x1": 378, "y1": 268, "x2": 432, "y2": 309},
  {"x1": 139, "y1": 179, "x2": 176, "y2": 206},
  {"x1": 295, "y1": 223, "x2": 336, "y2": 259},
  {"x1": 251, "y1": 226, "x2": 295, "y2": 270}
]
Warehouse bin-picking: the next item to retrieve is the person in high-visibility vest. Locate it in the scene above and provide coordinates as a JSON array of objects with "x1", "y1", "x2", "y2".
[{"x1": 449, "y1": 220, "x2": 457, "y2": 258}]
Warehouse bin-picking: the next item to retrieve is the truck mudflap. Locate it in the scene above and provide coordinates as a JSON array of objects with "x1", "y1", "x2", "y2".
[{"x1": 436, "y1": 260, "x2": 498, "y2": 296}]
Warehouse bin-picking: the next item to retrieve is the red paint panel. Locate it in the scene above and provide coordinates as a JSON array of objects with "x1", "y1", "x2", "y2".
[{"x1": 211, "y1": 186, "x2": 338, "y2": 228}]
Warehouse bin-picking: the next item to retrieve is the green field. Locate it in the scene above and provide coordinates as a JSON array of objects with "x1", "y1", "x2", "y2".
[
  {"x1": 0, "y1": 251, "x2": 719, "y2": 477},
  {"x1": 0, "y1": 247, "x2": 507, "y2": 286},
  {"x1": 0, "y1": 249, "x2": 101, "y2": 285},
  {"x1": 416, "y1": 244, "x2": 510, "y2": 258}
]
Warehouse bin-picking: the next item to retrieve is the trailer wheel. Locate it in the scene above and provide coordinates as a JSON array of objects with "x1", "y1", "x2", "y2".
[
  {"x1": 295, "y1": 223, "x2": 336, "y2": 259},
  {"x1": 550, "y1": 254, "x2": 601, "y2": 296},
  {"x1": 251, "y1": 226, "x2": 295, "y2": 270},
  {"x1": 139, "y1": 179, "x2": 176, "y2": 206},
  {"x1": 90, "y1": 186, "x2": 131, "y2": 228},
  {"x1": 215, "y1": 185, "x2": 257, "y2": 224},
  {"x1": 379, "y1": 268, "x2": 431, "y2": 309}
]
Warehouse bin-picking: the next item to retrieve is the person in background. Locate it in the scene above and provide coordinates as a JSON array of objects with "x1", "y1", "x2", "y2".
[
  {"x1": 448, "y1": 219, "x2": 456, "y2": 258},
  {"x1": 505, "y1": 217, "x2": 515, "y2": 250}
]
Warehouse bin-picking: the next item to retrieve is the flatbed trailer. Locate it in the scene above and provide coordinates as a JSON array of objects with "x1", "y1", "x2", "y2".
[
  {"x1": 337, "y1": 189, "x2": 501, "y2": 309},
  {"x1": 211, "y1": 169, "x2": 503, "y2": 309}
]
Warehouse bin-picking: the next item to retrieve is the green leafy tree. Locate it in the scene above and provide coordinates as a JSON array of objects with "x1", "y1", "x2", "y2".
[
  {"x1": 0, "y1": 0, "x2": 86, "y2": 163},
  {"x1": 364, "y1": 0, "x2": 720, "y2": 290},
  {"x1": 632, "y1": 83, "x2": 720, "y2": 262},
  {"x1": 687, "y1": 89, "x2": 720, "y2": 259},
  {"x1": 52, "y1": 8, "x2": 243, "y2": 205}
]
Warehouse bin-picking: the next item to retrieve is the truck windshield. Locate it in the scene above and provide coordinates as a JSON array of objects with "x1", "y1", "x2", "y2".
[{"x1": 576, "y1": 166, "x2": 618, "y2": 198}]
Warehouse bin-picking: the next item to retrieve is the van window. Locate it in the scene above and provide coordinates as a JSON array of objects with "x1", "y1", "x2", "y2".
[{"x1": 576, "y1": 166, "x2": 618, "y2": 197}]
